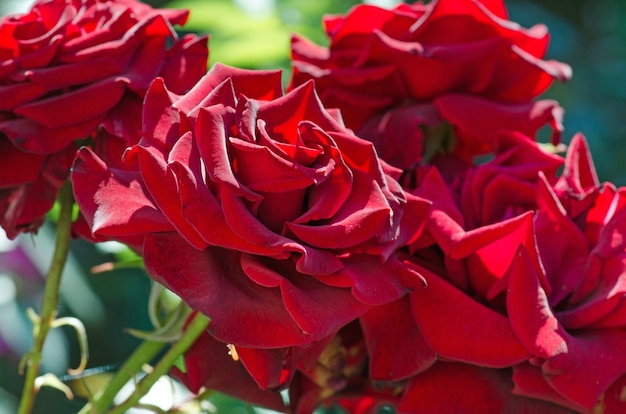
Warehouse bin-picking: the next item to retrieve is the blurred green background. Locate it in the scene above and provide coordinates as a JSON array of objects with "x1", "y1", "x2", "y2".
[{"x1": 0, "y1": 0, "x2": 625, "y2": 413}]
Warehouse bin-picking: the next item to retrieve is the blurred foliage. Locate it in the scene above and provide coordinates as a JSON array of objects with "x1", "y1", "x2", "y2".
[
  {"x1": 505, "y1": 0, "x2": 626, "y2": 185},
  {"x1": 166, "y1": 0, "x2": 363, "y2": 71},
  {"x1": 2, "y1": 0, "x2": 626, "y2": 413}
]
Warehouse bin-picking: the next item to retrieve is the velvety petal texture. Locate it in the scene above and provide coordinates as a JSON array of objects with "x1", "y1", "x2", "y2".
[
  {"x1": 290, "y1": 0, "x2": 570, "y2": 170},
  {"x1": 61, "y1": 2, "x2": 626, "y2": 413},
  {"x1": 401, "y1": 134, "x2": 626, "y2": 412},
  {"x1": 0, "y1": 0, "x2": 208, "y2": 238},
  {"x1": 0, "y1": 0, "x2": 207, "y2": 153},
  {"x1": 399, "y1": 363, "x2": 574, "y2": 413},
  {"x1": 72, "y1": 63, "x2": 428, "y2": 350}
]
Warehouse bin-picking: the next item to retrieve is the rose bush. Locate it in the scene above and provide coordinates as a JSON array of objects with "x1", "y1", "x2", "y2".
[
  {"x1": 290, "y1": 0, "x2": 571, "y2": 170},
  {"x1": 72, "y1": 63, "x2": 429, "y2": 351},
  {"x1": 7, "y1": 0, "x2": 626, "y2": 413},
  {"x1": 0, "y1": 0, "x2": 208, "y2": 238}
]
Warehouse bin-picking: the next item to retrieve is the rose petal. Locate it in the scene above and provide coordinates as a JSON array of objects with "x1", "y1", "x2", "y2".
[
  {"x1": 171, "y1": 328, "x2": 285, "y2": 411},
  {"x1": 435, "y1": 94, "x2": 565, "y2": 147},
  {"x1": 0, "y1": 115, "x2": 102, "y2": 153},
  {"x1": 158, "y1": 34, "x2": 209, "y2": 94},
  {"x1": 14, "y1": 77, "x2": 126, "y2": 129},
  {"x1": 399, "y1": 362, "x2": 573, "y2": 414},
  {"x1": 143, "y1": 233, "x2": 316, "y2": 348},
  {"x1": 0, "y1": 138, "x2": 46, "y2": 187},
  {"x1": 240, "y1": 254, "x2": 369, "y2": 340},
  {"x1": 410, "y1": 263, "x2": 529, "y2": 367},
  {"x1": 71, "y1": 147, "x2": 172, "y2": 238},
  {"x1": 507, "y1": 246, "x2": 626, "y2": 408},
  {"x1": 360, "y1": 297, "x2": 436, "y2": 381},
  {"x1": 137, "y1": 142, "x2": 207, "y2": 249},
  {"x1": 512, "y1": 363, "x2": 584, "y2": 412},
  {"x1": 237, "y1": 346, "x2": 297, "y2": 391}
]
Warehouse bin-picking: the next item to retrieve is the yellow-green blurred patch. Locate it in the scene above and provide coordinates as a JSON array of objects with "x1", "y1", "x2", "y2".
[{"x1": 166, "y1": 0, "x2": 291, "y2": 69}]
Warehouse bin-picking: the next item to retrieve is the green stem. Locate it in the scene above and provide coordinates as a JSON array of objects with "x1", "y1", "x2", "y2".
[
  {"x1": 77, "y1": 339, "x2": 166, "y2": 414},
  {"x1": 108, "y1": 313, "x2": 210, "y2": 414},
  {"x1": 18, "y1": 182, "x2": 74, "y2": 414}
]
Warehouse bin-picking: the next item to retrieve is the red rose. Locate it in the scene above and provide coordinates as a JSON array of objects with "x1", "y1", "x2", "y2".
[
  {"x1": 72, "y1": 63, "x2": 428, "y2": 348},
  {"x1": 455, "y1": 132, "x2": 562, "y2": 229},
  {"x1": 388, "y1": 135, "x2": 626, "y2": 412},
  {"x1": 0, "y1": 0, "x2": 206, "y2": 153},
  {"x1": 290, "y1": 0, "x2": 571, "y2": 169},
  {"x1": 506, "y1": 135, "x2": 626, "y2": 411},
  {"x1": 0, "y1": 0, "x2": 208, "y2": 238}
]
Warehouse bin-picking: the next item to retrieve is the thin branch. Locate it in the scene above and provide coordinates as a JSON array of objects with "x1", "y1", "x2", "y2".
[
  {"x1": 108, "y1": 313, "x2": 210, "y2": 414},
  {"x1": 18, "y1": 182, "x2": 74, "y2": 414}
]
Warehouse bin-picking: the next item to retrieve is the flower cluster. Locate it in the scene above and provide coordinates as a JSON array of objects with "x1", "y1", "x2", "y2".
[
  {"x1": 0, "y1": 0, "x2": 208, "y2": 238},
  {"x1": 4, "y1": 0, "x2": 626, "y2": 413}
]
